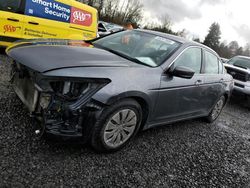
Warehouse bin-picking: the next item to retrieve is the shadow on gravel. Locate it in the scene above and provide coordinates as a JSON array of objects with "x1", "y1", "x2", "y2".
[{"x1": 229, "y1": 92, "x2": 250, "y2": 110}]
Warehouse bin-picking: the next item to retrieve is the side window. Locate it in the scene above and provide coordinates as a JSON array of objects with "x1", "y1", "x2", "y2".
[
  {"x1": 0, "y1": 0, "x2": 24, "y2": 14},
  {"x1": 218, "y1": 59, "x2": 224, "y2": 74},
  {"x1": 204, "y1": 51, "x2": 219, "y2": 74},
  {"x1": 174, "y1": 48, "x2": 202, "y2": 74}
]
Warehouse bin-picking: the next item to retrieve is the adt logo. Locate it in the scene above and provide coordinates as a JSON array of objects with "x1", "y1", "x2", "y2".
[{"x1": 70, "y1": 7, "x2": 92, "y2": 26}]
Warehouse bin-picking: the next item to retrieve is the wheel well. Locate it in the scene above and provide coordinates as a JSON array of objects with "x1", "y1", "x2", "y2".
[
  {"x1": 108, "y1": 96, "x2": 149, "y2": 130},
  {"x1": 129, "y1": 97, "x2": 149, "y2": 130}
]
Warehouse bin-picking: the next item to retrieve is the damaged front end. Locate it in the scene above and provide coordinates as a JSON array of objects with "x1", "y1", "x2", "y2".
[{"x1": 11, "y1": 62, "x2": 110, "y2": 140}]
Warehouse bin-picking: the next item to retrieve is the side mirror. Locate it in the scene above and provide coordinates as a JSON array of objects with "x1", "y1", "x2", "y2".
[{"x1": 169, "y1": 66, "x2": 195, "y2": 79}]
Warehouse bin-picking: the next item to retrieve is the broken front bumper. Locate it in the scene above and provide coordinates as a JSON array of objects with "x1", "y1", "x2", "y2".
[
  {"x1": 12, "y1": 73, "x2": 39, "y2": 112},
  {"x1": 11, "y1": 66, "x2": 107, "y2": 141}
]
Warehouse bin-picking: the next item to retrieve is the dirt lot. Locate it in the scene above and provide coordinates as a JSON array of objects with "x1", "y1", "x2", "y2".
[{"x1": 0, "y1": 54, "x2": 250, "y2": 187}]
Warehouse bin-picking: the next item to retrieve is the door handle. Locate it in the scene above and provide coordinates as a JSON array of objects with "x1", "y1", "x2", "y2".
[
  {"x1": 220, "y1": 78, "x2": 224, "y2": 83},
  {"x1": 7, "y1": 18, "x2": 19, "y2": 22},
  {"x1": 28, "y1": 21, "x2": 39, "y2": 25},
  {"x1": 195, "y1": 80, "x2": 203, "y2": 85}
]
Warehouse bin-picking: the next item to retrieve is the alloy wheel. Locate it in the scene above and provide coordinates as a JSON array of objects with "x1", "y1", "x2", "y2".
[{"x1": 211, "y1": 98, "x2": 224, "y2": 120}]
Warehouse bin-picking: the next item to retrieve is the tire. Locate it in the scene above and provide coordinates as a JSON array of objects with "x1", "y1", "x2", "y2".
[
  {"x1": 206, "y1": 96, "x2": 226, "y2": 123},
  {"x1": 91, "y1": 99, "x2": 142, "y2": 153}
]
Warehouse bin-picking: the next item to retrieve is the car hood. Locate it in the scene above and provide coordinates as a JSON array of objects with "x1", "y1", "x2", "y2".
[{"x1": 7, "y1": 42, "x2": 134, "y2": 73}]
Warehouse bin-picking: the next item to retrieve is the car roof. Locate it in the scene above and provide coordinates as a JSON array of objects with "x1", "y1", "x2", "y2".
[{"x1": 137, "y1": 29, "x2": 217, "y2": 54}]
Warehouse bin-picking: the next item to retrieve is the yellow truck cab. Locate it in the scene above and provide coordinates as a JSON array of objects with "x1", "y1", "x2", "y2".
[{"x1": 0, "y1": 0, "x2": 98, "y2": 47}]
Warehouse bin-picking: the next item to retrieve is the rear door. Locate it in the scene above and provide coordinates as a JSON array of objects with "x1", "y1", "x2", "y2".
[
  {"x1": 0, "y1": 0, "x2": 25, "y2": 41},
  {"x1": 202, "y1": 50, "x2": 226, "y2": 111},
  {"x1": 23, "y1": 0, "x2": 70, "y2": 40}
]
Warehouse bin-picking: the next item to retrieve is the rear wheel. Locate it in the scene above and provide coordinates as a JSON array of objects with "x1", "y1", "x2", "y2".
[
  {"x1": 91, "y1": 99, "x2": 142, "y2": 152},
  {"x1": 206, "y1": 96, "x2": 225, "y2": 123}
]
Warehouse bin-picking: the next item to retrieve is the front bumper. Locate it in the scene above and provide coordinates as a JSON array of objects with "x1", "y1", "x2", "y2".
[
  {"x1": 233, "y1": 79, "x2": 250, "y2": 95},
  {"x1": 43, "y1": 104, "x2": 102, "y2": 141},
  {"x1": 11, "y1": 65, "x2": 106, "y2": 141},
  {"x1": 44, "y1": 99, "x2": 103, "y2": 137}
]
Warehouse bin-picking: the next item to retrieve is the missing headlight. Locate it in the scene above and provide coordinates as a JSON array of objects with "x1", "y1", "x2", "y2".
[
  {"x1": 37, "y1": 78, "x2": 110, "y2": 112},
  {"x1": 39, "y1": 93, "x2": 51, "y2": 109},
  {"x1": 50, "y1": 81, "x2": 91, "y2": 101}
]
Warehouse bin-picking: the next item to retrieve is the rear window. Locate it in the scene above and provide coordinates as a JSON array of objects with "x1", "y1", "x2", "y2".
[
  {"x1": 0, "y1": 0, "x2": 24, "y2": 13},
  {"x1": 227, "y1": 57, "x2": 250, "y2": 69}
]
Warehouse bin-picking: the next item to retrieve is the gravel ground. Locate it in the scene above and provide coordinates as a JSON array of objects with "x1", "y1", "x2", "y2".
[{"x1": 0, "y1": 54, "x2": 250, "y2": 187}]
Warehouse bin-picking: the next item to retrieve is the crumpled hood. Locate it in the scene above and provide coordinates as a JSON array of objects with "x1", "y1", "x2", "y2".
[{"x1": 7, "y1": 44, "x2": 132, "y2": 73}]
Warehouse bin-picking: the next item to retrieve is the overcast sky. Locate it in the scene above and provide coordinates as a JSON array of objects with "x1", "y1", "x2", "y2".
[{"x1": 141, "y1": 0, "x2": 250, "y2": 46}]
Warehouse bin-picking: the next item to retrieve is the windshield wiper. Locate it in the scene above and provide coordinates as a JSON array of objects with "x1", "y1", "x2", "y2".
[
  {"x1": 106, "y1": 48, "x2": 147, "y2": 66},
  {"x1": 93, "y1": 44, "x2": 151, "y2": 67}
]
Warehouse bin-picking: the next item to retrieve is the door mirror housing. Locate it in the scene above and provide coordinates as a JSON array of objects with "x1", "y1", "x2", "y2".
[{"x1": 169, "y1": 66, "x2": 195, "y2": 79}]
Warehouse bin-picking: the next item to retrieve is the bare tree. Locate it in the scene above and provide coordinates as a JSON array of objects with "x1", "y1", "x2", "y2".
[
  {"x1": 77, "y1": 0, "x2": 143, "y2": 26},
  {"x1": 243, "y1": 43, "x2": 250, "y2": 57},
  {"x1": 229, "y1": 41, "x2": 239, "y2": 56},
  {"x1": 160, "y1": 14, "x2": 172, "y2": 30},
  {"x1": 144, "y1": 14, "x2": 177, "y2": 35}
]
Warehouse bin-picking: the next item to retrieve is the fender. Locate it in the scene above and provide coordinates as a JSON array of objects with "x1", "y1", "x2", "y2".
[{"x1": 105, "y1": 91, "x2": 152, "y2": 107}]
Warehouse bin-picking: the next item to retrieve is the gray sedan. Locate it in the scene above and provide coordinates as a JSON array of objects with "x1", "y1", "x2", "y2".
[{"x1": 7, "y1": 30, "x2": 233, "y2": 152}]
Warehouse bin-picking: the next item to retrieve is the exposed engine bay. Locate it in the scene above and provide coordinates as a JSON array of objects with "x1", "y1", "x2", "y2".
[{"x1": 11, "y1": 61, "x2": 109, "y2": 139}]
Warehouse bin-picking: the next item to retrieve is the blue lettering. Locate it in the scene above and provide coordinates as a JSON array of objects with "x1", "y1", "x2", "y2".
[{"x1": 25, "y1": 0, "x2": 71, "y2": 23}]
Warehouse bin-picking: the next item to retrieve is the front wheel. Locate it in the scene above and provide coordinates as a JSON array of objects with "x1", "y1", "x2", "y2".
[
  {"x1": 91, "y1": 99, "x2": 142, "y2": 152},
  {"x1": 206, "y1": 96, "x2": 226, "y2": 123}
]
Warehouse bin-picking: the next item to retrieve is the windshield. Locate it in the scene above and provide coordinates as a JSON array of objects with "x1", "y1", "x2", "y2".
[
  {"x1": 227, "y1": 56, "x2": 250, "y2": 69},
  {"x1": 93, "y1": 30, "x2": 181, "y2": 67}
]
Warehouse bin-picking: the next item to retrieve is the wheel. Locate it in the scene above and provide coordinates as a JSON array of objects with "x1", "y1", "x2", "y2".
[
  {"x1": 91, "y1": 99, "x2": 142, "y2": 152},
  {"x1": 206, "y1": 96, "x2": 226, "y2": 123}
]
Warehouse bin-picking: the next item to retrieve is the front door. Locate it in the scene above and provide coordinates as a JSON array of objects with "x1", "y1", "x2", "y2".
[{"x1": 153, "y1": 47, "x2": 207, "y2": 123}]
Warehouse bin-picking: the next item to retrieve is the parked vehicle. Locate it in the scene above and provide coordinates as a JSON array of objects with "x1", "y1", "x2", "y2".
[
  {"x1": 7, "y1": 29, "x2": 233, "y2": 152},
  {"x1": 221, "y1": 57, "x2": 228, "y2": 63},
  {"x1": 0, "y1": 0, "x2": 98, "y2": 47},
  {"x1": 224, "y1": 56, "x2": 250, "y2": 95},
  {"x1": 98, "y1": 21, "x2": 123, "y2": 37}
]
